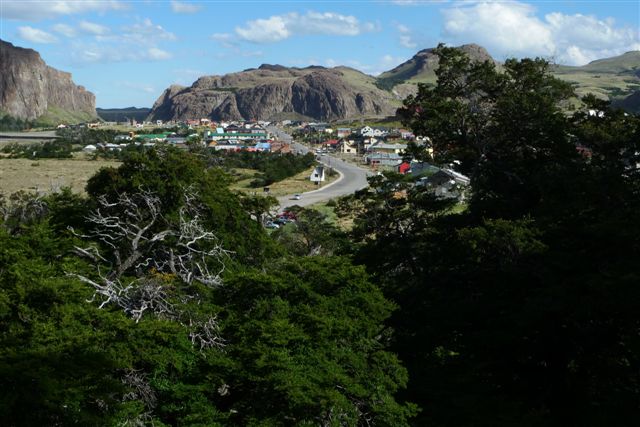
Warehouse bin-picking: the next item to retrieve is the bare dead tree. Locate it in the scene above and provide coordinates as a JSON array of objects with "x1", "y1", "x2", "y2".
[
  {"x1": 120, "y1": 369, "x2": 156, "y2": 426},
  {"x1": 74, "y1": 190, "x2": 169, "y2": 281},
  {"x1": 0, "y1": 191, "x2": 48, "y2": 233},
  {"x1": 122, "y1": 369, "x2": 157, "y2": 409},
  {"x1": 154, "y1": 201, "x2": 228, "y2": 288},
  {"x1": 188, "y1": 315, "x2": 225, "y2": 351},
  {"x1": 69, "y1": 187, "x2": 228, "y2": 350}
]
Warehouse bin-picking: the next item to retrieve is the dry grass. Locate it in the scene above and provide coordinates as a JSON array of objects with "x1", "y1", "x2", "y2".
[
  {"x1": 0, "y1": 158, "x2": 120, "y2": 195},
  {"x1": 229, "y1": 166, "x2": 338, "y2": 197}
]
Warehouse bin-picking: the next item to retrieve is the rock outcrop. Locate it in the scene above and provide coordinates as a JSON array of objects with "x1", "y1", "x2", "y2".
[
  {"x1": 0, "y1": 39, "x2": 96, "y2": 121},
  {"x1": 377, "y1": 44, "x2": 497, "y2": 95},
  {"x1": 148, "y1": 64, "x2": 396, "y2": 122}
]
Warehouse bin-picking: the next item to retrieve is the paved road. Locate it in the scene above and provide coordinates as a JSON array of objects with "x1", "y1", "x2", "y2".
[
  {"x1": 0, "y1": 131, "x2": 59, "y2": 140},
  {"x1": 267, "y1": 126, "x2": 370, "y2": 210}
]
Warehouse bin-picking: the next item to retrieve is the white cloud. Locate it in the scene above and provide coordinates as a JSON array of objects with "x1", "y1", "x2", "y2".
[
  {"x1": 170, "y1": 1, "x2": 202, "y2": 14},
  {"x1": 17, "y1": 26, "x2": 58, "y2": 43},
  {"x1": 544, "y1": 12, "x2": 640, "y2": 64},
  {"x1": 325, "y1": 58, "x2": 339, "y2": 67},
  {"x1": 2, "y1": 0, "x2": 127, "y2": 21},
  {"x1": 399, "y1": 35, "x2": 417, "y2": 49},
  {"x1": 52, "y1": 23, "x2": 76, "y2": 37},
  {"x1": 392, "y1": 0, "x2": 448, "y2": 5},
  {"x1": 236, "y1": 15, "x2": 290, "y2": 43},
  {"x1": 396, "y1": 24, "x2": 417, "y2": 48},
  {"x1": 147, "y1": 47, "x2": 172, "y2": 60},
  {"x1": 72, "y1": 44, "x2": 173, "y2": 63},
  {"x1": 235, "y1": 11, "x2": 378, "y2": 43},
  {"x1": 123, "y1": 18, "x2": 177, "y2": 42},
  {"x1": 67, "y1": 18, "x2": 176, "y2": 64},
  {"x1": 441, "y1": 0, "x2": 640, "y2": 65},
  {"x1": 79, "y1": 20, "x2": 110, "y2": 35},
  {"x1": 344, "y1": 54, "x2": 408, "y2": 76},
  {"x1": 443, "y1": 1, "x2": 555, "y2": 57},
  {"x1": 211, "y1": 32, "x2": 238, "y2": 48}
]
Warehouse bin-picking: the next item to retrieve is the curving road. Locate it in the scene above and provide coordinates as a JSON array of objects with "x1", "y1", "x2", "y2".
[{"x1": 267, "y1": 126, "x2": 371, "y2": 210}]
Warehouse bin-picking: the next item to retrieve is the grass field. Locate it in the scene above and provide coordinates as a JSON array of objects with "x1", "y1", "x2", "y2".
[
  {"x1": 0, "y1": 158, "x2": 120, "y2": 195},
  {"x1": 229, "y1": 166, "x2": 338, "y2": 197}
]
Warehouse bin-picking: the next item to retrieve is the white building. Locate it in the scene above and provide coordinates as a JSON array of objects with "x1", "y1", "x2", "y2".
[{"x1": 310, "y1": 166, "x2": 326, "y2": 182}]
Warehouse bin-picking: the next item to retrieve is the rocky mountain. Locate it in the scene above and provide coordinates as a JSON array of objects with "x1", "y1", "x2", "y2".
[
  {"x1": 149, "y1": 45, "x2": 640, "y2": 122},
  {"x1": 0, "y1": 39, "x2": 96, "y2": 123},
  {"x1": 147, "y1": 64, "x2": 398, "y2": 122}
]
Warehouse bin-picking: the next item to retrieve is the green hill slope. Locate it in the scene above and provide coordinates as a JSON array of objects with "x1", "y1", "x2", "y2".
[
  {"x1": 551, "y1": 51, "x2": 640, "y2": 100},
  {"x1": 377, "y1": 46, "x2": 640, "y2": 110}
]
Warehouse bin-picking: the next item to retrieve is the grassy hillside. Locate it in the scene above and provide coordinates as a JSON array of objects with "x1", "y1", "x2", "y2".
[
  {"x1": 551, "y1": 51, "x2": 640, "y2": 100},
  {"x1": 34, "y1": 106, "x2": 96, "y2": 127},
  {"x1": 376, "y1": 47, "x2": 640, "y2": 108},
  {"x1": 1, "y1": 107, "x2": 96, "y2": 130}
]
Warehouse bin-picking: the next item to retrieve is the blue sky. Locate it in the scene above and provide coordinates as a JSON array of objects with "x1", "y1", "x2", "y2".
[{"x1": 1, "y1": 1, "x2": 638, "y2": 108}]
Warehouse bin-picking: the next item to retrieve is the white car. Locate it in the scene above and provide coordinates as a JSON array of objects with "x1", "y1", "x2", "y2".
[{"x1": 292, "y1": 194, "x2": 302, "y2": 200}]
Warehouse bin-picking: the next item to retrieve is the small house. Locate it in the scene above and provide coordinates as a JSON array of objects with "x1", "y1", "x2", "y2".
[{"x1": 310, "y1": 166, "x2": 326, "y2": 182}]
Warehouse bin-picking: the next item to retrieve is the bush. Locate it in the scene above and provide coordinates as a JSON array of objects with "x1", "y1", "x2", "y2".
[{"x1": 1, "y1": 141, "x2": 75, "y2": 158}]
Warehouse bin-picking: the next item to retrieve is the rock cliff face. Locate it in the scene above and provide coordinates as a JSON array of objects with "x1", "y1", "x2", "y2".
[
  {"x1": 148, "y1": 65, "x2": 396, "y2": 122},
  {"x1": 0, "y1": 39, "x2": 96, "y2": 121}
]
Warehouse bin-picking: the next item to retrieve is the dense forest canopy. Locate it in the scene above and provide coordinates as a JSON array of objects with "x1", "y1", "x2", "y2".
[
  {"x1": 1, "y1": 45, "x2": 639, "y2": 426},
  {"x1": 346, "y1": 44, "x2": 640, "y2": 426}
]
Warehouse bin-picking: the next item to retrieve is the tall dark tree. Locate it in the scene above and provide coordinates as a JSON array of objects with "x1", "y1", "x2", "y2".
[
  {"x1": 399, "y1": 45, "x2": 576, "y2": 218},
  {"x1": 352, "y1": 46, "x2": 640, "y2": 426}
]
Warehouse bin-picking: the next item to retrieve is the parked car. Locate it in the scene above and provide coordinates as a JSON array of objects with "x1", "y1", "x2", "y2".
[
  {"x1": 292, "y1": 194, "x2": 302, "y2": 200},
  {"x1": 265, "y1": 221, "x2": 280, "y2": 229}
]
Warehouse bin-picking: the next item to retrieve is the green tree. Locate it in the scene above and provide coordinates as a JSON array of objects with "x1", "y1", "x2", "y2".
[
  {"x1": 1, "y1": 148, "x2": 415, "y2": 425},
  {"x1": 218, "y1": 257, "x2": 416, "y2": 426},
  {"x1": 86, "y1": 147, "x2": 279, "y2": 266},
  {"x1": 350, "y1": 46, "x2": 640, "y2": 426},
  {"x1": 272, "y1": 206, "x2": 349, "y2": 257},
  {"x1": 399, "y1": 44, "x2": 575, "y2": 218}
]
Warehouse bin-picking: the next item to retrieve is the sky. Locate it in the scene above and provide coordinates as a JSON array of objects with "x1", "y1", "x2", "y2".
[{"x1": 1, "y1": 0, "x2": 638, "y2": 108}]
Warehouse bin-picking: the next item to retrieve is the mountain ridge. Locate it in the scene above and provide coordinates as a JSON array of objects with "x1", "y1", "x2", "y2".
[
  {"x1": 0, "y1": 39, "x2": 96, "y2": 124},
  {"x1": 150, "y1": 44, "x2": 640, "y2": 122},
  {"x1": 147, "y1": 65, "x2": 398, "y2": 122}
]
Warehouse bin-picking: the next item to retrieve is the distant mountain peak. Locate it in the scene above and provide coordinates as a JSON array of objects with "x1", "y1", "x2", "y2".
[{"x1": 258, "y1": 64, "x2": 288, "y2": 71}]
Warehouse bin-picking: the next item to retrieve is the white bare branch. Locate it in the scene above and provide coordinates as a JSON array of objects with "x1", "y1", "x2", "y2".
[
  {"x1": 0, "y1": 192, "x2": 48, "y2": 232},
  {"x1": 122, "y1": 368, "x2": 157, "y2": 409},
  {"x1": 188, "y1": 315, "x2": 225, "y2": 351},
  {"x1": 70, "y1": 187, "x2": 229, "y2": 349}
]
